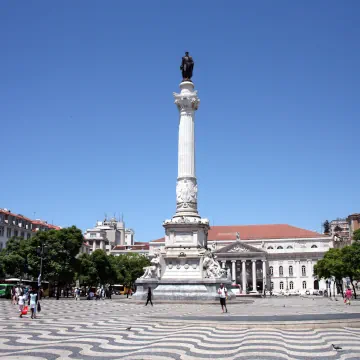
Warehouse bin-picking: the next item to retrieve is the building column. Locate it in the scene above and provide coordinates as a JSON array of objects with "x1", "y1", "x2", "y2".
[
  {"x1": 231, "y1": 260, "x2": 236, "y2": 282},
  {"x1": 252, "y1": 260, "x2": 257, "y2": 292},
  {"x1": 241, "y1": 260, "x2": 246, "y2": 294},
  {"x1": 307, "y1": 260, "x2": 313, "y2": 289},
  {"x1": 100, "y1": 240, "x2": 105, "y2": 250},
  {"x1": 92, "y1": 241, "x2": 96, "y2": 252},
  {"x1": 262, "y1": 260, "x2": 267, "y2": 292},
  {"x1": 296, "y1": 260, "x2": 301, "y2": 291}
]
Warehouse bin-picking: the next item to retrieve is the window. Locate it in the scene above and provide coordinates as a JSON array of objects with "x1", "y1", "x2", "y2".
[
  {"x1": 289, "y1": 281, "x2": 294, "y2": 290},
  {"x1": 90, "y1": 233, "x2": 96, "y2": 238},
  {"x1": 280, "y1": 281, "x2": 284, "y2": 290},
  {"x1": 20, "y1": 232, "x2": 24, "y2": 238},
  {"x1": 279, "y1": 266, "x2": 283, "y2": 275},
  {"x1": 287, "y1": 245, "x2": 293, "y2": 249},
  {"x1": 27, "y1": 233, "x2": 31, "y2": 240},
  {"x1": 302, "y1": 281, "x2": 307, "y2": 289},
  {"x1": 7, "y1": 228, "x2": 11, "y2": 238},
  {"x1": 0, "y1": 226, "x2": 4, "y2": 236},
  {"x1": 302, "y1": 265, "x2": 306, "y2": 276},
  {"x1": 311, "y1": 245, "x2": 318, "y2": 248},
  {"x1": 267, "y1": 246, "x2": 274, "y2": 250},
  {"x1": 277, "y1": 246, "x2": 283, "y2": 249},
  {"x1": 271, "y1": 282, "x2": 274, "y2": 290},
  {"x1": 14, "y1": 230, "x2": 18, "y2": 237},
  {"x1": 289, "y1": 265, "x2": 293, "y2": 275},
  {"x1": 269, "y1": 266, "x2": 273, "y2": 275},
  {"x1": 15, "y1": 218, "x2": 19, "y2": 226},
  {"x1": 0, "y1": 242, "x2": 2, "y2": 250}
]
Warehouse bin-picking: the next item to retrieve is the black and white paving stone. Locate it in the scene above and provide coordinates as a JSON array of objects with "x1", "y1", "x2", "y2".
[{"x1": 1, "y1": 297, "x2": 360, "y2": 359}]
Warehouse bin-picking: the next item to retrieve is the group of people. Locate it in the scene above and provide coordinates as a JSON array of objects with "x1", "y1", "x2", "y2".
[
  {"x1": 86, "y1": 286, "x2": 112, "y2": 300},
  {"x1": 11, "y1": 286, "x2": 40, "y2": 319}
]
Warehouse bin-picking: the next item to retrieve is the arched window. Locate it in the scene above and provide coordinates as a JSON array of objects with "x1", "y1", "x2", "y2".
[
  {"x1": 269, "y1": 266, "x2": 273, "y2": 275},
  {"x1": 267, "y1": 246, "x2": 274, "y2": 250},
  {"x1": 287, "y1": 245, "x2": 293, "y2": 249},
  {"x1": 277, "y1": 246, "x2": 283, "y2": 249},
  {"x1": 280, "y1": 281, "x2": 284, "y2": 290},
  {"x1": 302, "y1": 281, "x2": 307, "y2": 289},
  {"x1": 279, "y1": 266, "x2": 283, "y2": 275},
  {"x1": 271, "y1": 282, "x2": 274, "y2": 290},
  {"x1": 311, "y1": 245, "x2": 318, "y2": 248},
  {"x1": 302, "y1": 265, "x2": 306, "y2": 276},
  {"x1": 289, "y1": 265, "x2": 293, "y2": 275},
  {"x1": 289, "y1": 281, "x2": 294, "y2": 290}
]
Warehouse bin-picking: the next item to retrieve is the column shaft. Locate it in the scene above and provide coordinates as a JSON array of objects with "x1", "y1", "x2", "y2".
[
  {"x1": 242, "y1": 260, "x2": 246, "y2": 294},
  {"x1": 262, "y1": 260, "x2": 266, "y2": 291},
  {"x1": 252, "y1": 260, "x2": 257, "y2": 292},
  {"x1": 231, "y1": 261, "x2": 236, "y2": 282}
]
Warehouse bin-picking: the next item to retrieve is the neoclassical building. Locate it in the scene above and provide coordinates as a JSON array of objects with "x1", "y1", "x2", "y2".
[{"x1": 150, "y1": 224, "x2": 332, "y2": 294}]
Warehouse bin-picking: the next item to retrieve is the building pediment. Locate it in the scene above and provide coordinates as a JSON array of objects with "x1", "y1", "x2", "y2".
[{"x1": 214, "y1": 241, "x2": 266, "y2": 254}]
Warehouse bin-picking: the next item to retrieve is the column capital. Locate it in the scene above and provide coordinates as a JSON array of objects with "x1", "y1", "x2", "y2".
[
  {"x1": 231, "y1": 260, "x2": 237, "y2": 263},
  {"x1": 251, "y1": 259, "x2": 257, "y2": 263},
  {"x1": 262, "y1": 259, "x2": 266, "y2": 263},
  {"x1": 241, "y1": 259, "x2": 247, "y2": 263}
]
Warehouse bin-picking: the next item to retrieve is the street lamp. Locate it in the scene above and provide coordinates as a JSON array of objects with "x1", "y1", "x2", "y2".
[{"x1": 36, "y1": 242, "x2": 48, "y2": 301}]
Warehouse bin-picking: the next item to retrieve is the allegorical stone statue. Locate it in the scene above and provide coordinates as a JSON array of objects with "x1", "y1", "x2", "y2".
[{"x1": 180, "y1": 52, "x2": 194, "y2": 81}]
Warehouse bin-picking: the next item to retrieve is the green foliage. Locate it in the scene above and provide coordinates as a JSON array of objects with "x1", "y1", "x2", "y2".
[
  {"x1": 76, "y1": 252, "x2": 150, "y2": 287},
  {"x1": 353, "y1": 229, "x2": 360, "y2": 242},
  {"x1": 0, "y1": 237, "x2": 29, "y2": 278},
  {"x1": 26, "y1": 226, "x2": 84, "y2": 284}
]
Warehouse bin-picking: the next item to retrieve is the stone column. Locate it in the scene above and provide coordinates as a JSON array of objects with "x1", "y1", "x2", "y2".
[
  {"x1": 100, "y1": 240, "x2": 105, "y2": 250},
  {"x1": 242, "y1": 260, "x2": 246, "y2": 294},
  {"x1": 296, "y1": 260, "x2": 301, "y2": 291},
  {"x1": 307, "y1": 260, "x2": 313, "y2": 289},
  {"x1": 173, "y1": 82, "x2": 200, "y2": 218},
  {"x1": 252, "y1": 260, "x2": 257, "y2": 292},
  {"x1": 262, "y1": 260, "x2": 267, "y2": 292},
  {"x1": 231, "y1": 260, "x2": 236, "y2": 282},
  {"x1": 92, "y1": 241, "x2": 96, "y2": 252}
]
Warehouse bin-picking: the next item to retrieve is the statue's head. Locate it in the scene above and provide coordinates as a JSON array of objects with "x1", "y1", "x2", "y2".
[{"x1": 185, "y1": 51, "x2": 189, "y2": 56}]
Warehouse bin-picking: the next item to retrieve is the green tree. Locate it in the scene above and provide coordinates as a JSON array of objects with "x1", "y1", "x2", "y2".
[
  {"x1": 353, "y1": 229, "x2": 360, "y2": 242},
  {"x1": 314, "y1": 248, "x2": 345, "y2": 297},
  {"x1": 112, "y1": 253, "x2": 150, "y2": 288},
  {"x1": 0, "y1": 237, "x2": 29, "y2": 278},
  {"x1": 27, "y1": 226, "x2": 84, "y2": 286},
  {"x1": 76, "y1": 253, "x2": 99, "y2": 286},
  {"x1": 341, "y1": 242, "x2": 360, "y2": 299}
]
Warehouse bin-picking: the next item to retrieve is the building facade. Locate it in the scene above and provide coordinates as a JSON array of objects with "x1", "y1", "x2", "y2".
[
  {"x1": 0, "y1": 208, "x2": 61, "y2": 250},
  {"x1": 83, "y1": 217, "x2": 147, "y2": 255},
  {"x1": 150, "y1": 224, "x2": 332, "y2": 294}
]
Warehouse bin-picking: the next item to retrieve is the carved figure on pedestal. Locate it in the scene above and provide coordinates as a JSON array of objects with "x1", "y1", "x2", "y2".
[
  {"x1": 202, "y1": 249, "x2": 227, "y2": 279},
  {"x1": 180, "y1": 52, "x2": 194, "y2": 81},
  {"x1": 141, "y1": 251, "x2": 161, "y2": 279},
  {"x1": 176, "y1": 179, "x2": 197, "y2": 209}
]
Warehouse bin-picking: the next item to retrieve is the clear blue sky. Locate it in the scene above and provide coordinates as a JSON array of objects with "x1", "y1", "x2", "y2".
[{"x1": 1, "y1": 1, "x2": 359, "y2": 241}]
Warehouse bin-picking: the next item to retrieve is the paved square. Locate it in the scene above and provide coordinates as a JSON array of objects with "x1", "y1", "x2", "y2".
[{"x1": 1, "y1": 297, "x2": 360, "y2": 359}]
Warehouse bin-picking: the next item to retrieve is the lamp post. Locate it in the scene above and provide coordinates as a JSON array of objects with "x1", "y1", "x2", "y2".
[{"x1": 36, "y1": 242, "x2": 47, "y2": 302}]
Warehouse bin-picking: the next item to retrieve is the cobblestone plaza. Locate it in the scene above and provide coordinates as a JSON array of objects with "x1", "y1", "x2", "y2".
[{"x1": 1, "y1": 297, "x2": 360, "y2": 359}]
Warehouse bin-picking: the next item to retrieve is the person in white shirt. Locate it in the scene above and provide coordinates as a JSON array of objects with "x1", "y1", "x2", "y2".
[
  {"x1": 217, "y1": 283, "x2": 228, "y2": 313},
  {"x1": 18, "y1": 294, "x2": 25, "y2": 318},
  {"x1": 29, "y1": 290, "x2": 37, "y2": 319}
]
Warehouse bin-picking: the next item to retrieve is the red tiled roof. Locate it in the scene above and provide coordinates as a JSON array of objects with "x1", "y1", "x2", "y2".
[
  {"x1": 151, "y1": 224, "x2": 327, "y2": 243},
  {"x1": 112, "y1": 243, "x2": 149, "y2": 251}
]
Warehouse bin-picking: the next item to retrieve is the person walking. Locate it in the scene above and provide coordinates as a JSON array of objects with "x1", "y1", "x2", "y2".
[
  {"x1": 75, "y1": 288, "x2": 80, "y2": 301},
  {"x1": 11, "y1": 287, "x2": 16, "y2": 305},
  {"x1": 218, "y1": 283, "x2": 228, "y2": 313},
  {"x1": 18, "y1": 293, "x2": 25, "y2": 318},
  {"x1": 145, "y1": 287, "x2": 153, "y2": 306},
  {"x1": 345, "y1": 288, "x2": 352, "y2": 305},
  {"x1": 29, "y1": 289, "x2": 38, "y2": 319}
]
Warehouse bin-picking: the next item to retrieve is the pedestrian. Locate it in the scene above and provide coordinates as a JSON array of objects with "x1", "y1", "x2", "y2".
[
  {"x1": 108, "y1": 285, "x2": 112, "y2": 300},
  {"x1": 75, "y1": 288, "x2": 80, "y2": 301},
  {"x1": 15, "y1": 285, "x2": 21, "y2": 304},
  {"x1": 345, "y1": 288, "x2": 352, "y2": 305},
  {"x1": 145, "y1": 287, "x2": 153, "y2": 306},
  {"x1": 18, "y1": 293, "x2": 25, "y2": 318},
  {"x1": 29, "y1": 289, "x2": 38, "y2": 319},
  {"x1": 217, "y1": 283, "x2": 228, "y2": 313}
]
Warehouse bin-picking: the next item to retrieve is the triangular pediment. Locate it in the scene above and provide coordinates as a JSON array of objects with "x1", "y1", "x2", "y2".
[{"x1": 214, "y1": 241, "x2": 266, "y2": 254}]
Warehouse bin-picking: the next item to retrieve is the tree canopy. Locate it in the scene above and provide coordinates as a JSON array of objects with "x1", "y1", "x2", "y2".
[{"x1": 353, "y1": 229, "x2": 360, "y2": 242}]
